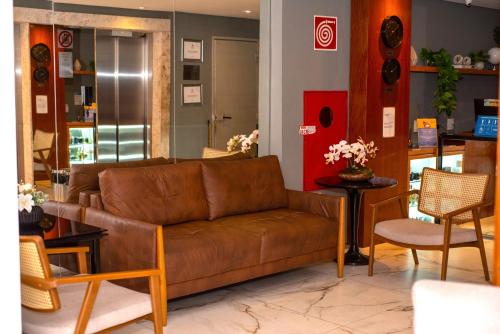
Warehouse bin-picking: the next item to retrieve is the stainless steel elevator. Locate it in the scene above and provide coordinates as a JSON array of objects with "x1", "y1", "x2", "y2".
[{"x1": 95, "y1": 30, "x2": 152, "y2": 163}]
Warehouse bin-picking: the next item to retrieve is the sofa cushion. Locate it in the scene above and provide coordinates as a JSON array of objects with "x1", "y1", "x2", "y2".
[
  {"x1": 214, "y1": 209, "x2": 338, "y2": 263},
  {"x1": 164, "y1": 220, "x2": 262, "y2": 284},
  {"x1": 201, "y1": 155, "x2": 288, "y2": 220},
  {"x1": 164, "y1": 208, "x2": 337, "y2": 284},
  {"x1": 66, "y1": 157, "x2": 173, "y2": 203},
  {"x1": 99, "y1": 162, "x2": 209, "y2": 225}
]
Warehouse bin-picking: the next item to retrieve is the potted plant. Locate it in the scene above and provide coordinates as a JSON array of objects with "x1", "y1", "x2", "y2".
[
  {"x1": 488, "y1": 26, "x2": 500, "y2": 71},
  {"x1": 18, "y1": 182, "x2": 48, "y2": 232},
  {"x1": 469, "y1": 50, "x2": 488, "y2": 69},
  {"x1": 420, "y1": 48, "x2": 462, "y2": 132},
  {"x1": 227, "y1": 129, "x2": 259, "y2": 157},
  {"x1": 324, "y1": 137, "x2": 378, "y2": 181}
]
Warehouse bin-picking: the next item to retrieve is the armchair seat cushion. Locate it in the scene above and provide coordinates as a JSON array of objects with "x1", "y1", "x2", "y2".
[
  {"x1": 374, "y1": 218, "x2": 477, "y2": 246},
  {"x1": 22, "y1": 280, "x2": 152, "y2": 334}
]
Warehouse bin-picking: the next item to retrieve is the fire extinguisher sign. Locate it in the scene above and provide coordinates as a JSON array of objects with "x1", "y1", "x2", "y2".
[{"x1": 314, "y1": 15, "x2": 337, "y2": 51}]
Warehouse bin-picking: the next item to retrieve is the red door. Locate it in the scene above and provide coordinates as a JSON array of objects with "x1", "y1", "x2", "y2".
[{"x1": 303, "y1": 91, "x2": 348, "y2": 191}]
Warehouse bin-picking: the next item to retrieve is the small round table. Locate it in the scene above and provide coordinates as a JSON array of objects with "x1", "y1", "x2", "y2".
[{"x1": 315, "y1": 176, "x2": 397, "y2": 265}]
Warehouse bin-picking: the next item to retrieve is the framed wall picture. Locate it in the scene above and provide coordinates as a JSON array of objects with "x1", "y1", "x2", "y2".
[
  {"x1": 182, "y1": 38, "x2": 203, "y2": 62},
  {"x1": 182, "y1": 84, "x2": 202, "y2": 105},
  {"x1": 183, "y1": 64, "x2": 200, "y2": 81}
]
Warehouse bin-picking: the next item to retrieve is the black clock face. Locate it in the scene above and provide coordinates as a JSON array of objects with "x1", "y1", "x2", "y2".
[
  {"x1": 31, "y1": 43, "x2": 51, "y2": 64},
  {"x1": 381, "y1": 16, "x2": 403, "y2": 49},
  {"x1": 33, "y1": 67, "x2": 49, "y2": 83},
  {"x1": 382, "y1": 59, "x2": 401, "y2": 85}
]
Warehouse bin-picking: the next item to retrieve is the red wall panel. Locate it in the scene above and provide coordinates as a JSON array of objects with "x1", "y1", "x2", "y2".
[{"x1": 303, "y1": 91, "x2": 348, "y2": 191}]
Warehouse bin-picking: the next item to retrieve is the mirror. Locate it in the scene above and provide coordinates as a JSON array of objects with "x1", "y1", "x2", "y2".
[{"x1": 172, "y1": 2, "x2": 261, "y2": 159}]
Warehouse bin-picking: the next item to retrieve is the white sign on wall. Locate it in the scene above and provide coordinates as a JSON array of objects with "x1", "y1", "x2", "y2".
[{"x1": 382, "y1": 107, "x2": 395, "y2": 138}]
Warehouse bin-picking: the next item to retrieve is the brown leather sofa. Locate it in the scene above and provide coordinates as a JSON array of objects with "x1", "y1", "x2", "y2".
[{"x1": 85, "y1": 155, "x2": 346, "y2": 323}]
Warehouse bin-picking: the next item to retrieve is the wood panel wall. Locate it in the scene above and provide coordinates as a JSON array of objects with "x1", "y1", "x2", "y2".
[
  {"x1": 494, "y1": 72, "x2": 500, "y2": 285},
  {"x1": 30, "y1": 24, "x2": 68, "y2": 176},
  {"x1": 349, "y1": 0, "x2": 412, "y2": 247}
]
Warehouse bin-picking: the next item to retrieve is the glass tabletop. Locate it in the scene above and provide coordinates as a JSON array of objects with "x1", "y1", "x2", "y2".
[{"x1": 20, "y1": 212, "x2": 106, "y2": 242}]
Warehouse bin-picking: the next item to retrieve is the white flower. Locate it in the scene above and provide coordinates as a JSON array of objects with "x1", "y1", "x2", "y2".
[
  {"x1": 324, "y1": 137, "x2": 378, "y2": 167},
  {"x1": 18, "y1": 193, "x2": 34, "y2": 212},
  {"x1": 18, "y1": 183, "x2": 33, "y2": 194},
  {"x1": 249, "y1": 130, "x2": 259, "y2": 144}
]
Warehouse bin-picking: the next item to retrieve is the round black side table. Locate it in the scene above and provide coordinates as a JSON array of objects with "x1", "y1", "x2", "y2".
[{"x1": 315, "y1": 176, "x2": 397, "y2": 265}]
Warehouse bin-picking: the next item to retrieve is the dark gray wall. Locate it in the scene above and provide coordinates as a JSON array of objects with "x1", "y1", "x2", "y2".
[
  {"x1": 410, "y1": 0, "x2": 500, "y2": 134},
  {"x1": 172, "y1": 12, "x2": 259, "y2": 158},
  {"x1": 280, "y1": 0, "x2": 351, "y2": 190}
]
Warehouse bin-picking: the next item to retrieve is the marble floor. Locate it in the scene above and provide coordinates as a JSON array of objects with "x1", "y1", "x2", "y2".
[{"x1": 114, "y1": 229, "x2": 495, "y2": 334}]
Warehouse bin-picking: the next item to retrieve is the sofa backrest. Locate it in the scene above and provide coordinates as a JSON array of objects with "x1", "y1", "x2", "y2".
[
  {"x1": 65, "y1": 157, "x2": 174, "y2": 204},
  {"x1": 201, "y1": 155, "x2": 288, "y2": 220},
  {"x1": 99, "y1": 161, "x2": 209, "y2": 225}
]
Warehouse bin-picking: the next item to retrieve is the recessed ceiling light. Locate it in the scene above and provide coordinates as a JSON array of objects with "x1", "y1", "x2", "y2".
[
  {"x1": 138, "y1": 6, "x2": 145, "y2": 10},
  {"x1": 243, "y1": 10, "x2": 252, "y2": 14}
]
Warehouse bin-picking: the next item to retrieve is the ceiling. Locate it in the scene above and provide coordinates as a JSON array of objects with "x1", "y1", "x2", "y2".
[
  {"x1": 443, "y1": 0, "x2": 500, "y2": 10},
  {"x1": 53, "y1": 0, "x2": 260, "y2": 19}
]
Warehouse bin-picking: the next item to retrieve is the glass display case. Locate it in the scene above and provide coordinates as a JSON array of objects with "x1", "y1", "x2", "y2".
[
  {"x1": 68, "y1": 123, "x2": 95, "y2": 165},
  {"x1": 408, "y1": 147, "x2": 464, "y2": 223}
]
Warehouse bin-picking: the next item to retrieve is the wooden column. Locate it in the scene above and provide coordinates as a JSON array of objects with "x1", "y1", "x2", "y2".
[
  {"x1": 494, "y1": 72, "x2": 500, "y2": 285},
  {"x1": 349, "y1": 0, "x2": 412, "y2": 247}
]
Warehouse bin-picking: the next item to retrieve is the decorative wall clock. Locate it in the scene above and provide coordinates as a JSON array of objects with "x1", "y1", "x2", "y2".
[
  {"x1": 381, "y1": 16, "x2": 403, "y2": 49},
  {"x1": 31, "y1": 43, "x2": 51, "y2": 64},
  {"x1": 382, "y1": 58, "x2": 401, "y2": 85},
  {"x1": 33, "y1": 67, "x2": 49, "y2": 83}
]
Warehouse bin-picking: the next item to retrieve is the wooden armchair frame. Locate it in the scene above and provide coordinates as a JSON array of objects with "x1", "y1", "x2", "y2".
[
  {"x1": 368, "y1": 189, "x2": 490, "y2": 281},
  {"x1": 20, "y1": 236, "x2": 164, "y2": 334}
]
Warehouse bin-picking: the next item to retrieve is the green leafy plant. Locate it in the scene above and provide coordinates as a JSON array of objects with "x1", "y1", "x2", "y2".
[
  {"x1": 420, "y1": 48, "x2": 462, "y2": 117},
  {"x1": 469, "y1": 50, "x2": 488, "y2": 64}
]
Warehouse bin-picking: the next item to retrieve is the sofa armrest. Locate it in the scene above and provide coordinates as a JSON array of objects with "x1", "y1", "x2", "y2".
[
  {"x1": 286, "y1": 189, "x2": 346, "y2": 278},
  {"x1": 79, "y1": 190, "x2": 101, "y2": 208},
  {"x1": 287, "y1": 189, "x2": 342, "y2": 221},
  {"x1": 42, "y1": 201, "x2": 83, "y2": 222},
  {"x1": 90, "y1": 193, "x2": 104, "y2": 210}
]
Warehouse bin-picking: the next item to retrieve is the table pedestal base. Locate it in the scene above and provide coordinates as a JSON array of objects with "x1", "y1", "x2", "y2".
[{"x1": 344, "y1": 245, "x2": 369, "y2": 266}]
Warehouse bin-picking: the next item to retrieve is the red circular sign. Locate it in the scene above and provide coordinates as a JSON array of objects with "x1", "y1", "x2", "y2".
[{"x1": 58, "y1": 31, "x2": 73, "y2": 48}]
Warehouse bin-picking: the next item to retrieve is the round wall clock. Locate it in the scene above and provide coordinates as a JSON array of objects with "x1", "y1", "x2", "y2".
[
  {"x1": 382, "y1": 59, "x2": 401, "y2": 85},
  {"x1": 381, "y1": 16, "x2": 403, "y2": 49},
  {"x1": 33, "y1": 67, "x2": 49, "y2": 83},
  {"x1": 31, "y1": 43, "x2": 51, "y2": 64}
]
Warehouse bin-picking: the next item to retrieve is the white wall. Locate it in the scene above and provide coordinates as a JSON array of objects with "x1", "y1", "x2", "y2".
[{"x1": 0, "y1": 0, "x2": 22, "y2": 331}]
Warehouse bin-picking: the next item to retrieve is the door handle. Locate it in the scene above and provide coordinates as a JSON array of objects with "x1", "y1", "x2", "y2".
[{"x1": 223, "y1": 116, "x2": 232, "y2": 120}]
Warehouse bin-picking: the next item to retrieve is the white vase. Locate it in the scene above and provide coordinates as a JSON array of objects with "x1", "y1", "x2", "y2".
[
  {"x1": 410, "y1": 46, "x2": 418, "y2": 66},
  {"x1": 488, "y1": 47, "x2": 500, "y2": 70},
  {"x1": 474, "y1": 61, "x2": 485, "y2": 70},
  {"x1": 446, "y1": 118, "x2": 455, "y2": 134},
  {"x1": 74, "y1": 58, "x2": 82, "y2": 71}
]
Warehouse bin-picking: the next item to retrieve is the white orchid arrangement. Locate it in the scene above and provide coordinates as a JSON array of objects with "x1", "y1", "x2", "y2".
[
  {"x1": 18, "y1": 182, "x2": 48, "y2": 213},
  {"x1": 324, "y1": 137, "x2": 378, "y2": 168},
  {"x1": 227, "y1": 129, "x2": 259, "y2": 154}
]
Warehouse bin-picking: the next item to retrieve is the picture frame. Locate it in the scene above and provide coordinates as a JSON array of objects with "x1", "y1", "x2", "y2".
[
  {"x1": 182, "y1": 84, "x2": 203, "y2": 105},
  {"x1": 182, "y1": 38, "x2": 203, "y2": 62}
]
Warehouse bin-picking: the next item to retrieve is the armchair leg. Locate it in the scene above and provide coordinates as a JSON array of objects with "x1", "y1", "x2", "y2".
[
  {"x1": 472, "y1": 209, "x2": 490, "y2": 281},
  {"x1": 368, "y1": 235, "x2": 375, "y2": 277},
  {"x1": 75, "y1": 281, "x2": 101, "y2": 334},
  {"x1": 411, "y1": 249, "x2": 419, "y2": 265},
  {"x1": 149, "y1": 276, "x2": 163, "y2": 334},
  {"x1": 440, "y1": 245, "x2": 450, "y2": 280}
]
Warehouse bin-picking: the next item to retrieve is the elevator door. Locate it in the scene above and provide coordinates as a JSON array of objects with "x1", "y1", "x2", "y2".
[{"x1": 95, "y1": 31, "x2": 150, "y2": 163}]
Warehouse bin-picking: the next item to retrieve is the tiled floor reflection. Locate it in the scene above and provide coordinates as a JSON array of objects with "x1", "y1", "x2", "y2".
[{"x1": 114, "y1": 219, "x2": 494, "y2": 334}]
